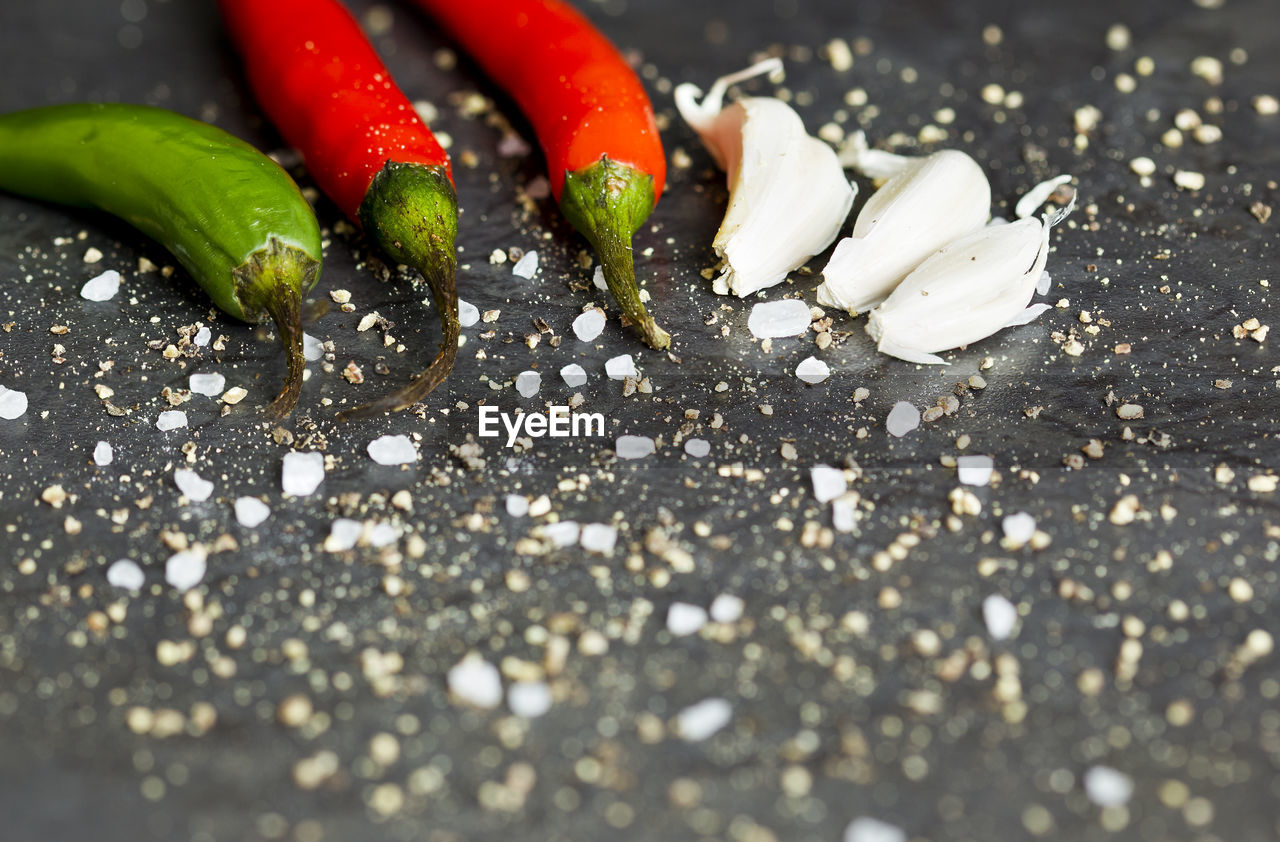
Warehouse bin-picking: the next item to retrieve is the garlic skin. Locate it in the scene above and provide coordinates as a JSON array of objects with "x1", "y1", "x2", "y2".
[
  {"x1": 675, "y1": 60, "x2": 856, "y2": 297},
  {"x1": 816, "y1": 133, "x2": 991, "y2": 314},
  {"x1": 866, "y1": 192, "x2": 1076, "y2": 365}
]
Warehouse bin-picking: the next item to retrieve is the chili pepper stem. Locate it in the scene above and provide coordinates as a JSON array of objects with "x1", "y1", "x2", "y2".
[
  {"x1": 559, "y1": 157, "x2": 669, "y2": 350},
  {"x1": 338, "y1": 161, "x2": 460, "y2": 420},
  {"x1": 232, "y1": 237, "x2": 320, "y2": 420}
]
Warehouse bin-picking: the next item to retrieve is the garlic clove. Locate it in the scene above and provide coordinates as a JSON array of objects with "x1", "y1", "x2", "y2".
[
  {"x1": 866, "y1": 191, "x2": 1075, "y2": 363},
  {"x1": 817, "y1": 132, "x2": 991, "y2": 314},
  {"x1": 676, "y1": 60, "x2": 856, "y2": 298}
]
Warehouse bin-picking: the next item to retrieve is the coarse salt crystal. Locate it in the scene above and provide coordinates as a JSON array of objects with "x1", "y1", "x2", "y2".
[
  {"x1": 616, "y1": 435, "x2": 655, "y2": 460},
  {"x1": 458, "y1": 299, "x2": 480, "y2": 327},
  {"x1": 506, "y1": 495, "x2": 530, "y2": 517},
  {"x1": 1083, "y1": 766, "x2": 1134, "y2": 807},
  {"x1": 515, "y1": 370, "x2": 541, "y2": 397},
  {"x1": 709, "y1": 594, "x2": 745, "y2": 623},
  {"x1": 957, "y1": 454, "x2": 994, "y2": 486},
  {"x1": 174, "y1": 468, "x2": 214, "y2": 502},
  {"x1": 811, "y1": 464, "x2": 847, "y2": 503},
  {"x1": 605, "y1": 354, "x2": 637, "y2": 380},
  {"x1": 93, "y1": 441, "x2": 113, "y2": 466},
  {"x1": 165, "y1": 549, "x2": 207, "y2": 592},
  {"x1": 282, "y1": 451, "x2": 325, "y2": 496},
  {"x1": 155, "y1": 410, "x2": 188, "y2": 431},
  {"x1": 832, "y1": 496, "x2": 857, "y2": 532},
  {"x1": 560, "y1": 363, "x2": 588, "y2": 387},
  {"x1": 795, "y1": 356, "x2": 830, "y2": 384},
  {"x1": 106, "y1": 559, "x2": 145, "y2": 591},
  {"x1": 448, "y1": 654, "x2": 503, "y2": 709},
  {"x1": 303, "y1": 332, "x2": 324, "y2": 361},
  {"x1": 512, "y1": 250, "x2": 539, "y2": 278},
  {"x1": 844, "y1": 817, "x2": 907, "y2": 842},
  {"x1": 508, "y1": 681, "x2": 552, "y2": 718},
  {"x1": 684, "y1": 438, "x2": 711, "y2": 458},
  {"x1": 592, "y1": 265, "x2": 608, "y2": 291},
  {"x1": 325, "y1": 518, "x2": 363, "y2": 552},
  {"x1": 0, "y1": 386, "x2": 28, "y2": 420},
  {"x1": 80, "y1": 269, "x2": 121, "y2": 301},
  {"x1": 234, "y1": 496, "x2": 271, "y2": 528},
  {"x1": 983, "y1": 594, "x2": 1019, "y2": 640},
  {"x1": 194, "y1": 326, "x2": 211, "y2": 346},
  {"x1": 667, "y1": 602, "x2": 709, "y2": 636},
  {"x1": 748, "y1": 299, "x2": 812, "y2": 338},
  {"x1": 572, "y1": 308, "x2": 607, "y2": 342},
  {"x1": 367, "y1": 434, "x2": 417, "y2": 465},
  {"x1": 676, "y1": 698, "x2": 732, "y2": 741},
  {"x1": 189, "y1": 372, "x2": 225, "y2": 396},
  {"x1": 1002, "y1": 512, "x2": 1037, "y2": 546},
  {"x1": 543, "y1": 521, "x2": 581, "y2": 547},
  {"x1": 885, "y1": 402, "x2": 920, "y2": 437},
  {"x1": 369, "y1": 522, "x2": 400, "y2": 547},
  {"x1": 580, "y1": 523, "x2": 618, "y2": 553}
]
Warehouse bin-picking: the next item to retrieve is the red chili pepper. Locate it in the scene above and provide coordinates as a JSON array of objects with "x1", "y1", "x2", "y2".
[
  {"x1": 219, "y1": 0, "x2": 460, "y2": 419},
  {"x1": 408, "y1": 0, "x2": 670, "y2": 349}
]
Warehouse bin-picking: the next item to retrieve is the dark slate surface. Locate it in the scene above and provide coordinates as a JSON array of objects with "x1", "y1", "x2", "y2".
[{"x1": 1, "y1": 1, "x2": 1278, "y2": 840}]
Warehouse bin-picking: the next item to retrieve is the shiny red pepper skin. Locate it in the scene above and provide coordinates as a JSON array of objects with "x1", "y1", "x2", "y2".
[
  {"x1": 220, "y1": 0, "x2": 460, "y2": 418},
  {"x1": 409, "y1": 0, "x2": 670, "y2": 349}
]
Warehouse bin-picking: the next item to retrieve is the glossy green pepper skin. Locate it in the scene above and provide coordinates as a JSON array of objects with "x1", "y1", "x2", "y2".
[{"x1": 0, "y1": 103, "x2": 323, "y2": 418}]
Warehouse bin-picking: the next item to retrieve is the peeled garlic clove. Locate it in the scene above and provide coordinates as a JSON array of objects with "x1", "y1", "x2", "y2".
[
  {"x1": 816, "y1": 132, "x2": 991, "y2": 314},
  {"x1": 866, "y1": 190, "x2": 1075, "y2": 363},
  {"x1": 675, "y1": 60, "x2": 856, "y2": 298}
]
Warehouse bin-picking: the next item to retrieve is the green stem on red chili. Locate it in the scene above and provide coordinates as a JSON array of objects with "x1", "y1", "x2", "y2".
[
  {"x1": 220, "y1": 0, "x2": 460, "y2": 419},
  {"x1": 408, "y1": 0, "x2": 671, "y2": 350}
]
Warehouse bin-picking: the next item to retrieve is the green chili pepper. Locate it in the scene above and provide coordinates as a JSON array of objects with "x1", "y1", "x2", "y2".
[{"x1": 0, "y1": 103, "x2": 323, "y2": 419}]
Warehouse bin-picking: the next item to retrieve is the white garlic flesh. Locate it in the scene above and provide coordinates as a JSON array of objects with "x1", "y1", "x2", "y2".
[
  {"x1": 816, "y1": 132, "x2": 991, "y2": 314},
  {"x1": 866, "y1": 187, "x2": 1076, "y2": 364},
  {"x1": 675, "y1": 60, "x2": 856, "y2": 298}
]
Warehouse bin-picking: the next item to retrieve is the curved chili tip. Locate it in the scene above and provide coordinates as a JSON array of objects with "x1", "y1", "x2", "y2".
[
  {"x1": 231, "y1": 237, "x2": 321, "y2": 420},
  {"x1": 337, "y1": 161, "x2": 460, "y2": 421},
  {"x1": 560, "y1": 156, "x2": 670, "y2": 350}
]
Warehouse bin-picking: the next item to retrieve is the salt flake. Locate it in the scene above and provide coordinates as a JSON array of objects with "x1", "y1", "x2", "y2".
[
  {"x1": 106, "y1": 559, "x2": 145, "y2": 591},
  {"x1": 458, "y1": 299, "x2": 480, "y2": 327},
  {"x1": 957, "y1": 454, "x2": 994, "y2": 486},
  {"x1": 189, "y1": 372, "x2": 226, "y2": 396},
  {"x1": 282, "y1": 451, "x2": 325, "y2": 497},
  {"x1": 676, "y1": 698, "x2": 732, "y2": 741},
  {"x1": 93, "y1": 441, "x2": 113, "y2": 466},
  {"x1": 667, "y1": 602, "x2": 708, "y2": 636},
  {"x1": 543, "y1": 521, "x2": 581, "y2": 547},
  {"x1": 506, "y1": 495, "x2": 530, "y2": 517},
  {"x1": 515, "y1": 370, "x2": 542, "y2": 397},
  {"x1": 572, "y1": 308, "x2": 607, "y2": 342},
  {"x1": 885, "y1": 402, "x2": 920, "y2": 437},
  {"x1": 80, "y1": 269, "x2": 121, "y2": 301},
  {"x1": 325, "y1": 518, "x2": 363, "y2": 552},
  {"x1": 512, "y1": 250, "x2": 539, "y2": 278},
  {"x1": 580, "y1": 523, "x2": 618, "y2": 554},
  {"x1": 303, "y1": 332, "x2": 324, "y2": 361},
  {"x1": 605, "y1": 354, "x2": 637, "y2": 380},
  {"x1": 983, "y1": 594, "x2": 1019, "y2": 640},
  {"x1": 795, "y1": 356, "x2": 830, "y2": 384},
  {"x1": 194, "y1": 326, "x2": 211, "y2": 346},
  {"x1": 844, "y1": 817, "x2": 907, "y2": 842},
  {"x1": 448, "y1": 654, "x2": 503, "y2": 709},
  {"x1": 508, "y1": 681, "x2": 552, "y2": 718},
  {"x1": 234, "y1": 496, "x2": 271, "y2": 528},
  {"x1": 1084, "y1": 766, "x2": 1133, "y2": 807},
  {"x1": 811, "y1": 464, "x2": 847, "y2": 503},
  {"x1": 1002, "y1": 512, "x2": 1037, "y2": 546},
  {"x1": 560, "y1": 363, "x2": 588, "y2": 387},
  {"x1": 748, "y1": 299, "x2": 811, "y2": 338},
  {"x1": 367, "y1": 434, "x2": 417, "y2": 465},
  {"x1": 156, "y1": 410, "x2": 188, "y2": 431},
  {"x1": 684, "y1": 438, "x2": 711, "y2": 458},
  {"x1": 173, "y1": 468, "x2": 214, "y2": 502},
  {"x1": 709, "y1": 594, "x2": 745, "y2": 623},
  {"x1": 616, "y1": 435, "x2": 655, "y2": 460},
  {"x1": 165, "y1": 549, "x2": 207, "y2": 592}
]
